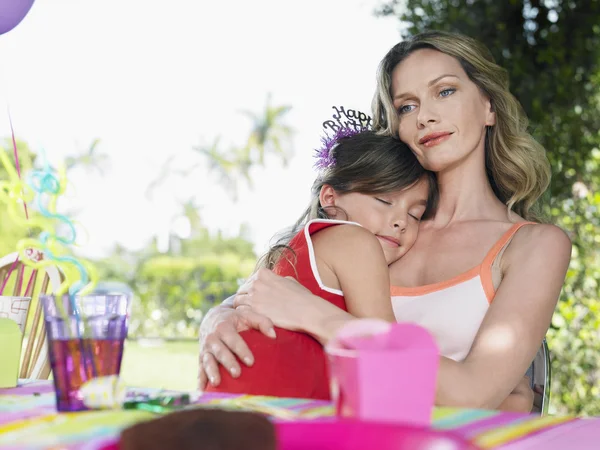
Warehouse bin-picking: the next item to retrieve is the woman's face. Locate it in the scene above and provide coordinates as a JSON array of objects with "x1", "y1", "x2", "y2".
[{"x1": 390, "y1": 48, "x2": 495, "y2": 173}]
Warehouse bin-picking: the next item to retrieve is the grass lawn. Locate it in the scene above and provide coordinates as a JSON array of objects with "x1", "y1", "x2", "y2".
[{"x1": 119, "y1": 339, "x2": 199, "y2": 391}]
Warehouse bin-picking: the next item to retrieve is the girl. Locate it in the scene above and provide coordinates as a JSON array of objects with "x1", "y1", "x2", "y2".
[{"x1": 204, "y1": 128, "x2": 437, "y2": 399}]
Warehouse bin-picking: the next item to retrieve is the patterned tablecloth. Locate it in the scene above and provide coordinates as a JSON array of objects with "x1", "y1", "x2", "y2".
[{"x1": 0, "y1": 380, "x2": 598, "y2": 449}]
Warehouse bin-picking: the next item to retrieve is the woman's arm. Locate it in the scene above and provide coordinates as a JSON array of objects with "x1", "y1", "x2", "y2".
[
  {"x1": 433, "y1": 224, "x2": 571, "y2": 409},
  {"x1": 497, "y1": 376, "x2": 534, "y2": 412}
]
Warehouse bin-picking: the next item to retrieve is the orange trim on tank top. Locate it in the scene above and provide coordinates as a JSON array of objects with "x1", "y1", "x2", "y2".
[{"x1": 389, "y1": 222, "x2": 536, "y2": 303}]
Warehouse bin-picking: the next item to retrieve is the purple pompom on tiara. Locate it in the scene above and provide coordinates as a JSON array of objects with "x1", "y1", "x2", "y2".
[
  {"x1": 313, "y1": 106, "x2": 373, "y2": 169},
  {"x1": 314, "y1": 127, "x2": 362, "y2": 169}
]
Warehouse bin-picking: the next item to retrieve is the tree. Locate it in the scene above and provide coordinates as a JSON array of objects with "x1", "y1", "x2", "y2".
[
  {"x1": 146, "y1": 95, "x2": 294, "y2": 201},
  {"x1": 95, "y1": 214, "x2": 257, "y2": 339},
  {"x1": 376, "y1": 0, "x2": 600, "y2": 415},
  {"x1": 239, "y1": 93, "x2": 294, "y2": 167},
  {"x1": 101, "y1": 95, "x2": 295, "y2": 338}
]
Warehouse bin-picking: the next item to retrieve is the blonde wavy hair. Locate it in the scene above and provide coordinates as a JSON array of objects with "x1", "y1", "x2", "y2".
[{"x1": 371, "y1": 30, "x2": 551, "y2": 221}]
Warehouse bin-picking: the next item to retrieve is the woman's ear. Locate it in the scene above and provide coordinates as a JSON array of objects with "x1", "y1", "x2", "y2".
[
  {"x1": 319, "y1": 185, "x2": 338, "y2": 211},
  {"x1": 485, "y1": 98, "x2": 496, "y2": 126}
]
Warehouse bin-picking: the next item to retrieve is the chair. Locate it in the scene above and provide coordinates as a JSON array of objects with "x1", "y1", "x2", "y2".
[
  {"x1": 526, "y1": 338, "x2": 551, "y2": 415},
  {"x1": 0, "y1": 251, "x2": 61, "y2": 380}
]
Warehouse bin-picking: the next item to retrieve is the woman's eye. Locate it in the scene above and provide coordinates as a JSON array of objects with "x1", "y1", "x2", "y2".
[
  {"x1": 398, "y1": 104, "x2": 415, "y2": 114},
  {"x1": 408, "y1": 213, "x2": 421, "y2": 220},
  {"x1": 375, "y1": 198, "x2": 391, "y2": 205},
  {"x1": 439, "y1": 88, "x2": 456, "y2": 98}
]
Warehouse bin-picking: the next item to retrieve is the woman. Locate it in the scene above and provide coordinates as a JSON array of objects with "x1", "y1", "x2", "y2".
[{"x1": 198, "y1": 31, "x2": 571, "y2": 411}]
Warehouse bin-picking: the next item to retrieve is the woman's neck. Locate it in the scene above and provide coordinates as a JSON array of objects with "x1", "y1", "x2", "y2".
[{"x1": 432, "y1": 153, "x2": 507, "y2": 227}]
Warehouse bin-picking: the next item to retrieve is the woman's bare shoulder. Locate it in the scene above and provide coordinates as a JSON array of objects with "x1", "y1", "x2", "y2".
[{"x1": 506, "y1": 222, "x2": 572, "y2": 269}]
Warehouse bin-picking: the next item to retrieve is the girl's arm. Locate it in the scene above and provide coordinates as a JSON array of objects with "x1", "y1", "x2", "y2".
[
  {"x1": 232, "y1": 224, "x2": 396, "y2": 342},
  {"x1": 311, "y1": 224, "x2": 396, "y2": 322}
]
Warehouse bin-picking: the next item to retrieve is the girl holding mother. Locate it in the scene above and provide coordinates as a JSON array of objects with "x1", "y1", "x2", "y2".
[{"x1": 198, "y1": 31, "x2": 571, "y2": 411}]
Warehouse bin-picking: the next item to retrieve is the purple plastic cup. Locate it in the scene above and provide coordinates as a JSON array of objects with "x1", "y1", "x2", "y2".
[{"x1": 41, "y1": 294, "x2": 130, "y2": 412}]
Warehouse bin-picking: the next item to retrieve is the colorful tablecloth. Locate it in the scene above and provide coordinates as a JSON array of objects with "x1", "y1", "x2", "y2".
[{"x1": 0, "y1": 380, "x2": 598, "y2": 449}]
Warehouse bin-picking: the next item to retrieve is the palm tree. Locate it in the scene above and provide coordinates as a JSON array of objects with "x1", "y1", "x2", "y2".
[
  {"x1": 146, "y1": 95, "x2": 294, "y2": 201},
  {"x1": 192, "y1": 137, "x2": 243, "y2": 197},
  {"x1": 239, "y1": 93, "x2": 293, "y2": 167}
]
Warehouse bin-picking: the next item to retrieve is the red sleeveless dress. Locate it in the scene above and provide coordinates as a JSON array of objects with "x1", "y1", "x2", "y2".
[{"x1": 205, "y1": 220, "x2": 348, "y2": 400}]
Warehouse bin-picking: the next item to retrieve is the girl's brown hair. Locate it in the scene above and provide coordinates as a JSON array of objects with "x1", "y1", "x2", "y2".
[{"x1": 256, "y1": 131, "x2": 437, "y2": 270}]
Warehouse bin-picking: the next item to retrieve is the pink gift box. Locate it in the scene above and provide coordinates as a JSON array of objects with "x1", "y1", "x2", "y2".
[{"x1": 325, "y1": 320, "x2": 439, "y2": 426}]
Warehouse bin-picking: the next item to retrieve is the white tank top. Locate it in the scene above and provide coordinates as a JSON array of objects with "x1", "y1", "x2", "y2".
[{"x1": 390, "y1": 222, "x2": 534, "y2": 361}]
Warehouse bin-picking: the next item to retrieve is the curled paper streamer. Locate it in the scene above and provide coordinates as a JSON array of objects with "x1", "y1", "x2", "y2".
[
  {"x1": 0, "y1": 145, "x2": 99, "y2": 297},
  {"x1": 0, "y1": 147, "x2": 35, "y2": 229}
]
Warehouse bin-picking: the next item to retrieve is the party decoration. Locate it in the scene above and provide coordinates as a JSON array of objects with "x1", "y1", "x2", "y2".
[
  {"x1": 314, "y1": 106, "x2": 372, "y2": 169},
  {"x1": 0, "y1": 114, "x2": 33, "y2": 296},
  {"x1": 0, "y1": 144, "x2": 99, "y2": 297},
  {"x1": 0, "y1": 0, "x2": 36, "y2": 36}
]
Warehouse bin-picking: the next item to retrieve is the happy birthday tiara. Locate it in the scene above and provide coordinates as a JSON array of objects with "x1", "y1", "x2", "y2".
[{"x1": 314, "y1": 106, "x2": 373, "y2": 169}]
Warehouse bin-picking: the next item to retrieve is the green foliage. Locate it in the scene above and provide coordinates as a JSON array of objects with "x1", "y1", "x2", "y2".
[
  {"x1": 376, "y1": 0, "x2": 600, "y2": 415},
  {"x1": 114, "y1": 95, "x2": 293, "y2": 338},
  {"x1": 96, "y1": 226, "x2": 257, "y2": 339},
  {"x1": 546, "y1": 149, "x2": 600, "y2": 415}
]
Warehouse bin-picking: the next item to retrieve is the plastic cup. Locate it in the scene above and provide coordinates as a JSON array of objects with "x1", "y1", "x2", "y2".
[{"x1": 41, "y1": 293, "x2": 130, "y2": 412}]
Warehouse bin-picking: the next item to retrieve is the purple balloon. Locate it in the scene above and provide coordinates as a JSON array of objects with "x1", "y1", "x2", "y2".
[{"x1": 0, "y1": 0, "x2": 35, "y2": 36}]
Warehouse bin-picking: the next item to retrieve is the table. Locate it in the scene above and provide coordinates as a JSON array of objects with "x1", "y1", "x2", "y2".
[{"x1": 1, "y1": 380, "x2": 598, "y2": 449}]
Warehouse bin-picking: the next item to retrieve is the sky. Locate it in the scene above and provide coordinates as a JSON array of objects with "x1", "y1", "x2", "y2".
[{"x1": 0, "y1": 0, "x2": 403, "y2": 259}]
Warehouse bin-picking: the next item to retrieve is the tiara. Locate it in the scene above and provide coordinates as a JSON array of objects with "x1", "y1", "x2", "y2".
[{"x1": 314, "y1": 106, "x2": 373, "y2": 169}]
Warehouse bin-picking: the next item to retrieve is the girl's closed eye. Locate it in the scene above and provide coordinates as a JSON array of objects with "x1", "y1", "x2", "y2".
[{"x1": 375, "y1": 197, "x2": 392, "y2": 205}]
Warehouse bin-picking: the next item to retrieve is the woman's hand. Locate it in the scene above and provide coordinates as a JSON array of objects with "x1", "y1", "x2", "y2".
[
  {"x1": 233, "y1": 268, "x2": 318, "y2": 332},
  {"x1": 198, "y1": 304, "x2": 275, "y2": 389},
  {"x1": 234, "y1": 268, "x2": 356, "y2": 344},
  {"x1": 497, "y1": 376, "x2": 534, "y2": 413}
]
